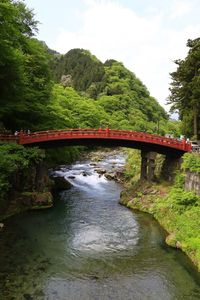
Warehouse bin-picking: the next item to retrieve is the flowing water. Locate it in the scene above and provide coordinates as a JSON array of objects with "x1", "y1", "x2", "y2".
[{"x1": 0, "y1": 151, "x2": 200, "y2": 300}]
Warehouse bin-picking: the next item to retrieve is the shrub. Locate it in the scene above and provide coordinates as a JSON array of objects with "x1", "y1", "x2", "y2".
[{"x1": 182, "y1": 153, "x2": 200, "y2": 173}]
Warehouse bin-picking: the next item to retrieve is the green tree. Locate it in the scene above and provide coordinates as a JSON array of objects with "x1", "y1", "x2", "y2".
[
  {"x1": 0, "y1": 0, "x2": 52, "y2": 131},
  {"x1": 52, "y1": 48, "x2": 105, "y2": 93},
  {"x1": 168, "y1": 38, "x2": 200, "y2": 139},
  {"x1": 46, "y1": 85, "x2": 109, "y2": 129}
]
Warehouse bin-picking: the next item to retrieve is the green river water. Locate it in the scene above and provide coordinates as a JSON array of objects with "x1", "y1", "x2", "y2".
[{"x1": 0, "y1": 152, "x2": 200, "y2": 300}]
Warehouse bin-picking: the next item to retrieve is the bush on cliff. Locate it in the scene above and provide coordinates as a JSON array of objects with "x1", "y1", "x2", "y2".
[
  {"x1": 148, "y1": 154, "x2": 200, "y2": 269},
  {"x1": 122, "y1": 152, "x2": 200, "y2": 270},
  {"x1": 0, "y1": 142, "x2": 45, "y2": 207},
  {"x1": 182, "y1": 152, "x2": 200, "y2": 173}
]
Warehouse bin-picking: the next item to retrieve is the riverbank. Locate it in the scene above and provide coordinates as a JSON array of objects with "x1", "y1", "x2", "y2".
[
  {"x1": 0, "y1": 144, "x2": 124, "y2": 223},
  {"x1": 120, "y1": 165, "x2": 200, "y2": 271},
  {"x1": 0, "y1": 143, "x2": 54, "y2": 222},
  {"x1": 1, "y1": 149, "x2": 200, "y2": 299}
]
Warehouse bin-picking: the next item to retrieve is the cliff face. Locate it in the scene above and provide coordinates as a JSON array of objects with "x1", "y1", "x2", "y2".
[
  {"x1": 185, "y1": 170, "x2": 200, "y2": 196},
  {"x1": 0, "y1": 162, "x2": 53, "y2": 220}
]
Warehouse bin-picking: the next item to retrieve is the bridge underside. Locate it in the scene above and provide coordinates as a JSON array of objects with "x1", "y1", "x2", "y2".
[{"x1": 26, "y1": 138, "x2": 184, "y2": 157}]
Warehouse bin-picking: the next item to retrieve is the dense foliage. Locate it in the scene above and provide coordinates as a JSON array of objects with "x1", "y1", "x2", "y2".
[
  {"x1": 96, "y1": 60, "x2": 168, "y2": 131},
  {"x1": 122, "y1": 152, "x2": 200, "y2": 270},
  {"x1": 52, "y1": 50, "x2": 170, "y2": 133},
  {"x1": 0, "y1": 0, "x2": 180, "y2": 138},
  {"x1": 153, "y1": 169, "x2": 200, "y2": 269},
  {"x1": 168, "y1": 38, "x2": 200, "y2": 139},
  {"x1": 124, "y1": 149, "x2": 141, "y2": 180},
  {"x1": 53, "y1": 48, "x2": 105, "y2": 94},
  {"x1": 0, "y1": 0, "x2": 182, "y2": 210},
  {"x1": 0, "y1": 0, "x2": 52, "y2": 131},
  {"x1": 182, "y1": 152, "x2": 200, "y2": 173},
  {"x1": 1, "y1": 1, "x2": 200, "y2": 268},
  {"x1": 45, "y1": 85, "x2": 109, "y2": 129},
  {"x1": 0, "y1": 142, "x2": 44, "y2": 207}
]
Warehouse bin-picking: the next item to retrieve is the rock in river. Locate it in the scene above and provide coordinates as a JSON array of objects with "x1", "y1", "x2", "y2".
[{"x1": 52, "y1": 176, "x2": 72, "y2": 191}]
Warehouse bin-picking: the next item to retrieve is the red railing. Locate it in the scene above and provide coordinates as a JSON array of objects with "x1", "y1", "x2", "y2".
[
  {"x1": 0, "y1": 134, "x2": 18, "y2": 143},
  {"x1": 0, "y1": 129, "x2": 192, "y2": 152}
]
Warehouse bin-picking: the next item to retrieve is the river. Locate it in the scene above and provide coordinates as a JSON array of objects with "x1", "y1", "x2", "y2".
[{"x1": 0, "y1": 150, "x2": 200, "y2": 300}]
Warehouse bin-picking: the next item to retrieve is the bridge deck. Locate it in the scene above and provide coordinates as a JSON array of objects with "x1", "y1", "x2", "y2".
[{"x1": 0, "y1": 129, "x2": 191, "y2": 155}]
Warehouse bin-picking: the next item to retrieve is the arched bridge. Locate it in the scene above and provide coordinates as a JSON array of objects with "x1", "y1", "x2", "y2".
[{"x1": 0, "y1": 128, "x2": 191, "y2": 156}]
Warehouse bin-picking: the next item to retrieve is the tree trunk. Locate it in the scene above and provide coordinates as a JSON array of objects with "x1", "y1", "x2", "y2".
[{"x1": 193, "y1": 107, "x2": 198, "y2": 139}]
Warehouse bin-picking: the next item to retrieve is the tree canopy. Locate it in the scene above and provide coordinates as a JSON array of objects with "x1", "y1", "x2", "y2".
[
  {"x1": 0, "y1": 0, "x2": 179, "y2": 139},
  {"x1": 0, "y1": 0, "x2": 52, "y2": 131},
  {"x1": 168, "y1": 38, "x2": 200, "y2": 139},
  {"x1": 52, "y1": 50, "x2": 168, "y2": 134}
]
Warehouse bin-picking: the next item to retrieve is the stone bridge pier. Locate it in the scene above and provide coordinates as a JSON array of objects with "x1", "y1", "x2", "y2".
[
  {"x1": 140, "y1": 150, "x2": 182, "y2": 182},
  {"x1": 161, "y1": 155, "x2": 182, "y2": 182},
  {"x1": 140, "y1": 151, "x2": 157, "y2": 181}
]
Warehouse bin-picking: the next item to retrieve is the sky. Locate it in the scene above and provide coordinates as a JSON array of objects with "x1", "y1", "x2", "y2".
[{"x1": 24, "y1": 0, "x2": 200, "y2": 110}]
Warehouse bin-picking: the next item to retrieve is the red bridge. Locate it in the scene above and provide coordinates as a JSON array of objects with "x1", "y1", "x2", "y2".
[{"x1": 0, "y1": 128, "x2": 191, "y2": 156}]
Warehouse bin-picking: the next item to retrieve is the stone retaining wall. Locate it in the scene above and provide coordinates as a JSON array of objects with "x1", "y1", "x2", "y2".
[{"x1": 185, "y1": 170, "x2": 200, "y2": 196}]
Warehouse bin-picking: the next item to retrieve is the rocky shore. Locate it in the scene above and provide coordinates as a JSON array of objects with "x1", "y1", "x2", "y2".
[
  {"x1": 120, "y1": 179, "x2": 200, "y2": 271},
  {"x1": 84, "y1": 148, "x2": 126, "y2": 184},
  {"x1": 0, "y1": 163, "x2": 54, "y2": 222},
  {"x1": 0, "y1": 148, "x2": 125, "y2": 225}
]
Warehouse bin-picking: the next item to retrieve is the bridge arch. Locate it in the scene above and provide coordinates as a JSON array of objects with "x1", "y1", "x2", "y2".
[
  {"x1": 10, "y1": 129, "x2": 190, "y2": 155},
  {"x1": 0, "y1": 129, "x2": 191, "y2": 181}
]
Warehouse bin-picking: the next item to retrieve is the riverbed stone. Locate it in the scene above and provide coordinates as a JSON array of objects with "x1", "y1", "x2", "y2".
[
  {"x1": 105, "y1": 173, "x2": 115, "y2": 180},
  {"x1": 52, "y1": 176, "x2": 72, "y2": 191},
  {"x1": 95, "y1": 169, "x2": 106, "y2": 175},
  {"x1": 68, "y1": 176, "x2": 76, "y2": 179}
]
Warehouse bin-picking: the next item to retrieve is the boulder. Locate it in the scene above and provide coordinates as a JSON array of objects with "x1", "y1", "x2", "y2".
[
  {"x1": 90, "y1": 163, "x2": 97, "y2": 166},
  {"x1": 68, "y1": 176, "x2": 76, "y2": 179},
  {"x1": 95, "y1": 169, "x2": 106, "y2": 175},
  {"x1": 32, "y1": 192, "x2": 53, "y2": 209},
  {"x1": 115, "y1": 171, "x2": 125, "y2": 182},
  {"x1": 21, "y1": 192, "x2": 53, "y2": 209},
  {"x1": 53, "y1": 176, "x2": 72, "y2": 191},
  {"x1": 105, "y1": 173, "x2": 115, "y2": 180}
]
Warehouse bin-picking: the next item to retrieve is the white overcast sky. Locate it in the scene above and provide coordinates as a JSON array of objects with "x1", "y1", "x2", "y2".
[{"x1": 24, "y1": 0, "x2": 200, "y2": 110}]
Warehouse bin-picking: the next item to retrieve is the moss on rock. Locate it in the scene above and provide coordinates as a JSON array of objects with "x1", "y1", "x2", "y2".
[{"x1": 21, "y1": 191, "x2": 53, "y2": 209}]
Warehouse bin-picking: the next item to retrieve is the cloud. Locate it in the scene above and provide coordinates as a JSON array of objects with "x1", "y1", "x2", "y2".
[
  {"x1": 54, "y1": 0, "x2": 200, "y2": 109},
  {"x1": 170, "y1": 0, "x2": 192, "y2": 19}
]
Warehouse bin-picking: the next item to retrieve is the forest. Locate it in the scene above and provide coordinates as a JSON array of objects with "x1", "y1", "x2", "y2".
[
  {"x1": 0, "y1": 0, "x2": 180, "y2": 136},
  {"x1": 0, "y1": 0, "x2": 200, "y2": 208},
  {"x1": 1, "y1": 1, "x2": 199, "y2": 138}
]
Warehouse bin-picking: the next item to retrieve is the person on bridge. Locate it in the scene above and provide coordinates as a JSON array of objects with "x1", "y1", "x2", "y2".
[{"x1": 106, "y1": 127, "x2": 110, "y2": 135}]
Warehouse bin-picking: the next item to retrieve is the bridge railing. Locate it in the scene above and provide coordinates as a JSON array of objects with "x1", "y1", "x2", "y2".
[
  {"x1": 0, "y1": 129, "x2": 192, "y2": 152},
  {"x1": 0, "y1": 134, "x2": 18, "y2": 143}
]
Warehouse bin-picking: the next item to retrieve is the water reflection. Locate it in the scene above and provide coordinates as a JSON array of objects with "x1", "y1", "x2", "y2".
[{"x1": 0, "y1": 151, "x2": 200, "y2": 299}]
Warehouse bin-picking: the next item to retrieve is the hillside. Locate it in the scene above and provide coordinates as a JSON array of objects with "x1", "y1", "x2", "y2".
[
  {"x1": 0, "y1": 0, "x2": 169, "y2": 135},
  {"x1": 0, "y1": 0, "x2": 180, "y2": 137},
  {"x1": 51, "y1": 48, "x2": 169, "y2": 133}
]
